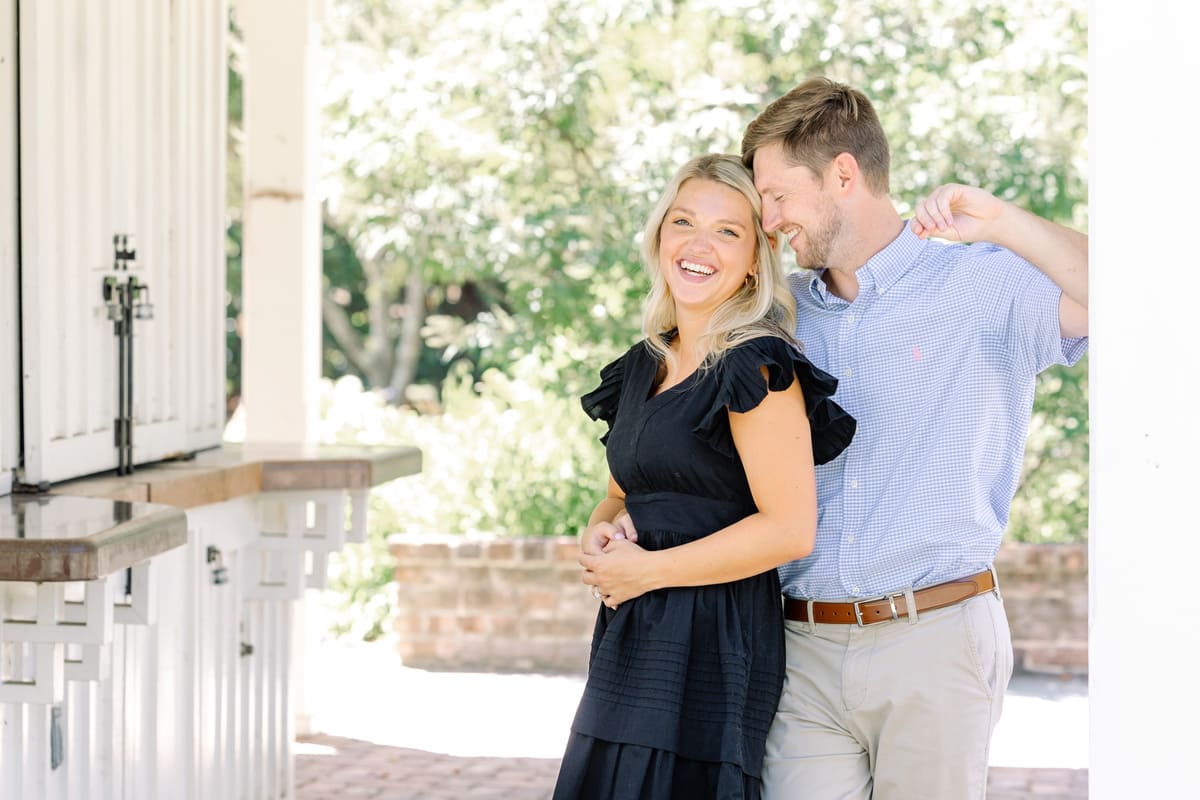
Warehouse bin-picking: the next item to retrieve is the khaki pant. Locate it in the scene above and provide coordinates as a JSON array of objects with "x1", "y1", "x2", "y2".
[{"x1": 762, "y1": 592, "x2": 1013, "y2": 800}]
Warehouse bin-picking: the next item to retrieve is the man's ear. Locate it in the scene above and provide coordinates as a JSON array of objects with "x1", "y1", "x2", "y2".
[{"x1": 829, "y1": 152, "x2": 859, "y2": 195}]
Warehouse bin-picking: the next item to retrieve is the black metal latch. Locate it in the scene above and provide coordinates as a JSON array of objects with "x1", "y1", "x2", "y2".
[
  {"x1": 102, "y1": 234, "x2": 155, "y2": 476},
  {"x1": 206, "y1": 545, "x2": 229, "y2": 585}
]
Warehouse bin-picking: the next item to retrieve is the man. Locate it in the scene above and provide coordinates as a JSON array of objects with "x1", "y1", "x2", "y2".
[
  {"x1": 738, "y1": 77, "x2": 1087, "y2": 798},
  {"x1": 582, "y1": 76, "x2": 1087, "y2": 799}
]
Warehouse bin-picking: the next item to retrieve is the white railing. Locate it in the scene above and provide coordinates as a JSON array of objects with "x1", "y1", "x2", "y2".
[{"x1": 0, "y1": 487, "x2": 371, "y2": 799}]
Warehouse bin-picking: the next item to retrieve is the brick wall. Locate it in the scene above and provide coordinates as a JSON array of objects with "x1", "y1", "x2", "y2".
[
  {"x1": 995, "y1": 542, "x2": 1088, "y2": 675},
  {"x1": 389, "y1": 534, "x2": 595, "y2": 673},
  {"x1": 389, "y1": 535, "x2": 1087, "y2": 675}
]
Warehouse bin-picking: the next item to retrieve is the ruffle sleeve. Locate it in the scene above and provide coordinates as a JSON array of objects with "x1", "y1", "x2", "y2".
[
  {"x1": 580, "y1": 351, "x2": 628, "y2": 445},
  {"x1": 693, "y1": 336, "x2": 856, "y2": 465}
]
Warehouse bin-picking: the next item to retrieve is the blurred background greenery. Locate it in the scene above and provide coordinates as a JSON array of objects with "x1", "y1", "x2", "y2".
[{"x1": 225, "y1": 0, "x2": 1087, "y2": 639}]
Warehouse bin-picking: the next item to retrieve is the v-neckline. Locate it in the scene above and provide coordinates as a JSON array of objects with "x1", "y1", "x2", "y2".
[{"x1": 643, "y1": 347, "x2": 702, "y2": 404}]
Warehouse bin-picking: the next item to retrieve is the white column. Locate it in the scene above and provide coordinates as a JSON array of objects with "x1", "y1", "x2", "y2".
[
  {"x1": 1090, "y1": 4, "x2": 1200, "y2": 797},
  {"x1": 240, "y1": 0, "x2": 323, "y2": 444}
]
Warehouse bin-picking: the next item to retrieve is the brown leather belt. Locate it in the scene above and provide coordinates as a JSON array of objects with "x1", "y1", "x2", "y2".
[{"x1": 784, "y1": 569, "x2": 997, "y2": 626}]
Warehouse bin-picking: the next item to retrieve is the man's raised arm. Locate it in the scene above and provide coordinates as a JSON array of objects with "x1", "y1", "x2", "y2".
[{"x1": 910, "y1": 183, "x2": 1088, "y2": 338}]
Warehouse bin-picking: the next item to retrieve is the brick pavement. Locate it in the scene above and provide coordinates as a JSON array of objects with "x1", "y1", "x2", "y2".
[{"x1": 295, "y1": 733, "x2": 1088, "y2": 800}]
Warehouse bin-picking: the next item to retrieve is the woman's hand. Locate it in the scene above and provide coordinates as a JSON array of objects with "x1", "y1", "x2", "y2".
[
  {"x1": 579, "y1": 510, "x2": 639, "y2": 556},
  {"x1": 611, "y1": 510, "x2": 639, "y2": 543},
  {"x1": 579, "y1": 520, "x2": 627, "y2": 556},
  {"x1": 580, "y1": 537, "x2": 657, "y2": 609}
]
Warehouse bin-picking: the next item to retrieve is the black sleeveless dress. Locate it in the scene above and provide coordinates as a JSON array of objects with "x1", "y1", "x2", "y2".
[{"x1": 553, "y1": 336, "x2": 856, "y2": 800}]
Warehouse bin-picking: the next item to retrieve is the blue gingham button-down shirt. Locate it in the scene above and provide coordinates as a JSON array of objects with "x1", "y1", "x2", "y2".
[{"x1": 779, "y1": 224, "x2": 1087, "y2": 601}]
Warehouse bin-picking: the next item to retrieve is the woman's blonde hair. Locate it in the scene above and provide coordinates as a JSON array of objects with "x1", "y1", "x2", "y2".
[{"x1": 641, "y1": 153, "x2": 796, "y2": 371}]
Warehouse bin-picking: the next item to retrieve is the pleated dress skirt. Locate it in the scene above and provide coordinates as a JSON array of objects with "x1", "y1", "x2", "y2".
[{"x1": 552, "y1": 496, "x2": 785, "y2": 800}]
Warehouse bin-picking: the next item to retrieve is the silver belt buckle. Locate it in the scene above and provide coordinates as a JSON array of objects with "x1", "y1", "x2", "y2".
[
  {"x1": 988, "y1": 565, "x2": 1003, "y2": 599},
  {"x1": 853, "y1": 594, "x2": 900, "y2": 626}
]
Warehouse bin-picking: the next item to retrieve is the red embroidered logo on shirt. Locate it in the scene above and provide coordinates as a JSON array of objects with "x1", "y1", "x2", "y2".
[{"x1": 913, "y1": 345, "x2": 921, "y2": 362}]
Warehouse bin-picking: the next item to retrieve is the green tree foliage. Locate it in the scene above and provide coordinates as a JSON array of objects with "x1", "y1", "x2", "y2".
[
  {"x1": 317, "y1": 366, "x2": 610, "y2": 640},
  {"x1": 228, "y1": 0, "x2": 1087, "y2": 551},
  {"x1": 315, "y1": 0, "x2": 1087, "y2": 543},
  {"x1": 226, "y1": 19, "x2": 244, "y2": 410},
  {"x1": 287, "y1": 0, "x2": 1090, "y2": 639},
  {"x1": 1018, "y1": 355, "x2": 1088, "y2": 542}
]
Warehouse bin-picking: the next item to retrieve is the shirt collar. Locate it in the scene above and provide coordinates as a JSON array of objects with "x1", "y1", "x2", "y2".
[
  {"x1": 863, "y1": 222, "x2": 926, "y2": 295},
  {"x1": 805, "y1": 222, "x2": 927, "y2": 304}
]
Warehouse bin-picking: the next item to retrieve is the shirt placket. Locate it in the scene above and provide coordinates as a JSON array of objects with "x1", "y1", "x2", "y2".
[{"x1": 835, "y1": 272, "x2": 875, "y2": 598}]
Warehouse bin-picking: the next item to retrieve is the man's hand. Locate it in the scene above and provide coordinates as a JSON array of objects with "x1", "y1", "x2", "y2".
[{"x1": 909, "y1": 183, "x2": 1006, "y2": 243}]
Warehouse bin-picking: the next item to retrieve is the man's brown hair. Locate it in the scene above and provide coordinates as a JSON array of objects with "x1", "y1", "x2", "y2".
[{"x1": 741, "y1": 77, "x2": 891, "y2": 195}]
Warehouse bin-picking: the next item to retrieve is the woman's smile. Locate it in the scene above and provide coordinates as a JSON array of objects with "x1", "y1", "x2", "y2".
[{"x1": 659, "y1": 178, "x2": 756, "y2": 316}]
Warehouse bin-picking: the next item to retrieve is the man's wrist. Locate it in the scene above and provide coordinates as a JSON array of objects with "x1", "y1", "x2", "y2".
[{"x1": 985, "y1": 199, "x2": 1028, "y2": 249}]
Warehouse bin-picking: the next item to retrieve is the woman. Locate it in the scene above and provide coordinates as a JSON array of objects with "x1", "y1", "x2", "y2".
[{"x1": 552, "y1": 154, "x2": 855, "y2": 799}]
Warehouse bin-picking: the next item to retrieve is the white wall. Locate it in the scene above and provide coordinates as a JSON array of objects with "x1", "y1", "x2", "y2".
[
  {"x1": 0, "y1": 0, "x2": 18, "y2": 497},
  {"x1": 1090, "y1": 3, "x2": 1200, "y2": 797}
]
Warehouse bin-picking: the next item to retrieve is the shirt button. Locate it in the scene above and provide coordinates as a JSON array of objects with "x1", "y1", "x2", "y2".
[
  {"x1": 846, "y1": 534, "x2": 856, "y2": 544},
  {"x1": 844, "y1": 368, "x2": 853, "y2": 378},
  {"x1": 851, "y1": 585, "x2": 861, "y2": 595},
  {"x1": 846, "y1": 314, "x2": 856, "y2": 324},
  {"x1": 850, "y1": 479, "x2": 859, "y2": 489}
]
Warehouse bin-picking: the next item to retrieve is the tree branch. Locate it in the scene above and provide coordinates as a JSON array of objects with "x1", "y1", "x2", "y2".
[
  {"x1": 321, "y1": 295, "x2": 372, "y2": 378},
  {"x1": 389, "y1": 269, "x2": 427, "y2": 401}
]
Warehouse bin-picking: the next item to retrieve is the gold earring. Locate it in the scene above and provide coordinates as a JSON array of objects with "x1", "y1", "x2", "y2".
[{"x1": 745, "y1": 273, "x2": 759, "y2": 289}]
